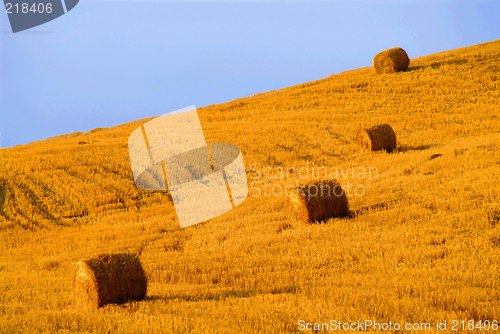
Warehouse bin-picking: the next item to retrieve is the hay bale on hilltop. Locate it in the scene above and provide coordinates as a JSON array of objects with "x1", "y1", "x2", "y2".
[
  {"x1": 73, "y1": 253, "x2": 147, "y2": 309},
  {"x1": 373, "y1": 47, "x2": 410, "y2": 74},
  {"x1": 357, "y1": 124, "x2": 397, "y2": 152},
  {"x1": 286, "y1": 179, "x2": 349, "y2": 224}
]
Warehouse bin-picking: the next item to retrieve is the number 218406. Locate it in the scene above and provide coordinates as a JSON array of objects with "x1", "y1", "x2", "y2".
[
  {"x1": 5, "y1": 2, "x2": 53, "y2": 14},
  {"x1": 451, "y1": 320, "x2": 498, "y2": 331}
]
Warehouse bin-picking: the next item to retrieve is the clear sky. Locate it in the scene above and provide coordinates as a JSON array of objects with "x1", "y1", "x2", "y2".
[{"x1": 0, "y1": 0, "x2": 499, "y2": 148}]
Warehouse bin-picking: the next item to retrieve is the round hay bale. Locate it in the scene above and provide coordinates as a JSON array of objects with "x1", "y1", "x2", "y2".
[
  {"x1": 286, "y1": 179, "x2": 349, "y2": 224},
  {"x1": 73, "y1": 253, "x2": 147, "y2": 309},
  {"x1": 356, "y1": 124, "x2": 397, "y2": 152},
  {"x1": 373, "y1": 47, "x2": 410, "y2": 74}
]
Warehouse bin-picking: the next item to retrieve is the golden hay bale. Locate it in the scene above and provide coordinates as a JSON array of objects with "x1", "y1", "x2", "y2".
[
  {"x1": 356, "y1": 124, "x2": 397, "y2": 152},
  {"x1": 73, "y1": 253, "x2": 147, "y2": 309},
  {"x1": 373, "y1": 47, "x2": 410, "y2": 74},
  {"x1": 286, "y1": 179, "x2": 349, "y2": 223}
]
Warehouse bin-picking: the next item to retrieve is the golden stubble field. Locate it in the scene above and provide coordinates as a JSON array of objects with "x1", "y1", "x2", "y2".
[{"x1": 1, "y1": 40, "x2": 499, "y2": 333}]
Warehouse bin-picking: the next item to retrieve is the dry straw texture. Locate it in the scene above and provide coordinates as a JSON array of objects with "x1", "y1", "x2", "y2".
[
  {"x1": 2, "y1": 40, "x2": 500, "y2": 332},
  {"x1": 73, "y1": 253, "x2": 147, "y2": 309},
  {"x1": 373, "y1": 47, "x2": 410, "y2": 74},
  {"x1": 357, "y1": 124, "x2": 397, "y2": 152},
  {"x1": 286, "y1": 179, "x2": 349, "y2": 223}
]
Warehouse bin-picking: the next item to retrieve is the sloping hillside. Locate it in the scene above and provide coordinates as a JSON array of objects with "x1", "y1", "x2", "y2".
[{"x1": 0, "y1": 40, "x2": 499, "y2": 333}]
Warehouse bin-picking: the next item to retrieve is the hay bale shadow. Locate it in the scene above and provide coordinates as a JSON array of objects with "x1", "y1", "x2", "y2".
[
  {"x1": 406, "y1": 59, "x2": 468, "y2": 72},
  {"x1": 354, "y1": 202, "x2": 391, "y2": 216},
  {"x1": 397, "y1": 144, "x2": 441, "y2": 152},
  {"x1": 146, "y1": 286, "x2": 299, "y2": 303}
]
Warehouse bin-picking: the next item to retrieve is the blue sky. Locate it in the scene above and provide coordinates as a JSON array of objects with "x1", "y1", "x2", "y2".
[{"x1": 0, "y1": 0, "x2": 499, "y2": 148}]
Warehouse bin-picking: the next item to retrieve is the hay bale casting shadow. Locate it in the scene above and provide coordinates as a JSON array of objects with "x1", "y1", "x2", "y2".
[
  {"x1": 73, "y1": 253, "x2": 147, "y2": 309},
  {"x1": 373, "y1": 47, "x2": 410, "y2": 74},
  {"x1": 286, "y1": 179, "x2": 350, "y2": 224},
  {"x1": 357, "y1": 124, "x2": 397, "y2": 152}
]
